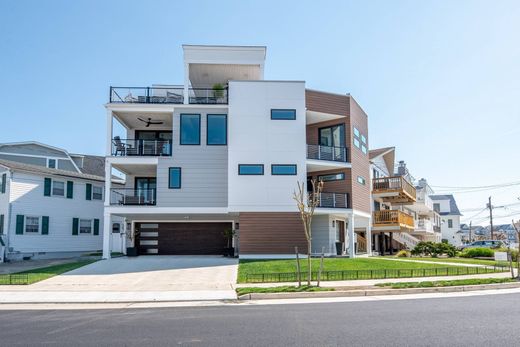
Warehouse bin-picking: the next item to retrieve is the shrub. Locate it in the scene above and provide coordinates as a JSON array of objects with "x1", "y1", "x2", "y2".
[
  {"x1": 411, "y1": 241, "x2": 435, "y2": 257},
  {"x1": 396, "y1": 250, "x2": 411, "y2": 258},
  {"x1": 460, "y1": 247, "x2": 495, "y2": 258},
  {"x1": 412, "y1": 241, "x2": 457, "y2": 258}
]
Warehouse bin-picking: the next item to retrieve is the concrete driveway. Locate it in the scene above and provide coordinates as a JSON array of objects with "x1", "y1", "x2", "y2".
[{"x1": 1, "y1": 256, "x2": 239, "y2": 302}]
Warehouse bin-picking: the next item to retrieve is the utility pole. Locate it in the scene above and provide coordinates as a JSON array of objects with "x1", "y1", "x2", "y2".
[
  {"x1": 469, "y1": 221, "x2": 472, "y2": 243},
  {"x1": 488, "y1": 196, "x2": 494, "y2": 240}
]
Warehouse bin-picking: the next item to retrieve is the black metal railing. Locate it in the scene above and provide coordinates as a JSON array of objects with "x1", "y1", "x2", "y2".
[
  {"x1": 307, "y1": 144, "x2": 348, "y2": 162},
  {"x1": 112, "y1": 138, "x2": 172, "y2": 156},
  {"x1": 110, "y1": 87, "x2": 184, "y2": 104},
  {"x1": 0, "y1": 273, "x2": 48, "y2": 285},
  {"x1": 188, "y1": 87, "x2": 228, "y2": 104},
  {"x1": 245, "y1": 265, "x2": 509, "y2": 283},
  {"x1": 110, "y1": 188, "x2": 156, "y2": 206},
  {"x1": 318, "y1": 192, "x2": 350, "y2": 208}
]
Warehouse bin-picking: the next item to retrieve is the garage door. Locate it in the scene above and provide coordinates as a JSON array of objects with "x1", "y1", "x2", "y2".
[{"x1": 137, "y1": 222, "x2": 230, "y2": 255}]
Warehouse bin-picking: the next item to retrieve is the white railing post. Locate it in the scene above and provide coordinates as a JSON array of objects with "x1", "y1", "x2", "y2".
[
  {"x1": 318, "y1": 145, "x2": 321, "y2": 160},
  {"x1": 333, "y1": 193, "x2": 336, "y2": 208}
]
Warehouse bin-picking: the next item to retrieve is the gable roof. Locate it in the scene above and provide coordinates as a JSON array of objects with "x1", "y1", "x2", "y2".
[
  {"x1": 369, "y1": 147, "x2": 395, "y2": 177},
  {"x1": 369, "y1": 147, "x2": 394, "y2": 160},
  {"x1": 0, "y1": 158, "x2": 105, "y2": 182},
  {"x1": 79, "y1": 155, "x2": 105, "y2": 177},
  {"x1": 430, "y1": 194, "x2": 462, "y2": 216}
]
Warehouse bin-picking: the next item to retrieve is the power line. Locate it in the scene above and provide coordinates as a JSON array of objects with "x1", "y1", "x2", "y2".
[{"x1": 432, "y1": 180, "x2": 520, "y2": 190}]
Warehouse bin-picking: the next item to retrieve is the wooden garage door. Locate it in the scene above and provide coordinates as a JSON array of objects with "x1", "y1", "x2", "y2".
[{"x1": 137, "y1": 222, "x2": 230, "y2": 255}]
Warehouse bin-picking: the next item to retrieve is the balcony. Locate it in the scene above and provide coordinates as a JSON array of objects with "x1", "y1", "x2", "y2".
[
  {"x1": 110, "y1": 188, "x2": 156, "y2": 206},
  {"x1": 109, "y1": 86, "x2": 228, "y2": 105},
  {"x1": 317, "y1": 192, "x2": 350, "y2": 209},
  {"x1": 372, "y1": 176, "x2": 416, "y2": 204},
  {"x1": 414, "y1": 219, "x2": 436, "y2": 233},
  {"x1": 307, "y1": 144, "x2": 348, "y2": 163},
  {"x1": 112, "y1": 138, "x2": 171, "y2": 157},
  {"x1": 372, "y1": 210, "x2": 414, "y2": 231}
]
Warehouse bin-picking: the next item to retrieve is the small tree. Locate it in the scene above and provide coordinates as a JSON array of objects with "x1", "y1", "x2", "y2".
[{"x1": 293, "y1": 179, "x2": 324, "y2": 286}]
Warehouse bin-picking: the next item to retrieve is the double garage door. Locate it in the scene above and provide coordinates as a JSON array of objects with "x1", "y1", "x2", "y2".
[{"x1": 136, "y1": 222, "x2": 230, "y2": 255}]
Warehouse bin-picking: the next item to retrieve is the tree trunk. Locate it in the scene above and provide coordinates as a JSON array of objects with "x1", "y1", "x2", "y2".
[{"x1": 307, "y1": 239, "x2": 312, "y2": 286}]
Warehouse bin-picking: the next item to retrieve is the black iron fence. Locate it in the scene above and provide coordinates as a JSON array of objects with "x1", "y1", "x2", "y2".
[
  {"x1": 245, "y1": 265, "x2": 509, "y2": 283},
  {"x1": 0, "y1": 273, "x2": 49, "y2": 285}
]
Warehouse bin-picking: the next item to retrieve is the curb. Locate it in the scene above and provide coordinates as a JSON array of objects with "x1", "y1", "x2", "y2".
[{"x1": 237, "y1": 282, "x2": 520, "y2": 300}]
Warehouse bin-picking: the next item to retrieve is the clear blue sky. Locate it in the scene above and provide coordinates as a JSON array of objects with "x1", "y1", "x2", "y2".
[{"x1": 1, "y1": 0, "x2": 519, "y2": 224}]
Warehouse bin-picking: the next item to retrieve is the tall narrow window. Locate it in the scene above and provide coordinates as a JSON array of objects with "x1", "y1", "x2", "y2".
[
  {"x1": 180, "y1": 114, "x2": 201, "y2": 145},
  {"x1": 168, "y1": 167, "x2": 181, "y2": 189},
  {"x1": 92, "y1": 186, "x2": 103, "y2": 200},
  {"x1": 207, "y1": 114, "x2": 227, "y2": 145}
]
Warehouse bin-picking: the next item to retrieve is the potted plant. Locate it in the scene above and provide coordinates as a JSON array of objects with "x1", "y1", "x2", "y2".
[
  {"x1": 212, "y1": 83, "x2": 225, "y2": 100},
  {"x1": 222, "y1": 228, "x2": 236, "y2": 257}
]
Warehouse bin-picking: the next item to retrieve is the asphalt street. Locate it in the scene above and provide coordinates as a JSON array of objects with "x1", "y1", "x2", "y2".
[{"x1": 1, "y1": 293, "x2": 519, "y2": 346}]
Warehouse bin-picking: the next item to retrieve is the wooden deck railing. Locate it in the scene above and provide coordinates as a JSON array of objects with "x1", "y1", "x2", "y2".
[
  {"x1": 373, "y1": 210, "x2": 414, "y2": 228},
  {"x1": 372, "y1": 176, "x2": 416, "y2": 200}
]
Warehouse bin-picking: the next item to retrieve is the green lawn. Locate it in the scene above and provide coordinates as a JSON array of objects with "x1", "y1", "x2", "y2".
[
  {"x1": 238, "y1": 258, "x2": 479, "y2": 283},
  {"x1": 0, "y1": 260, "x2": 96, "y2": 285},
  {"x1": 406, "y1": 257, "x2": 510, "y2": 266},
  {"x1": 236, "y1": 285, "x2": 334, "y2": 296},
  {"x1": 376, "y1": 277, "x2": 516, "y2": 289}
]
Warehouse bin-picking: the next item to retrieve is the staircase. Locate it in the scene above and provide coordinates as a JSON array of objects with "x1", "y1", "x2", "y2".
[
  {"x1": 357, "y1": 235, "x2": 367, "y2": 253},
  {"x1": 393, "y1": 232, "x2": 420, "y2": 250}
]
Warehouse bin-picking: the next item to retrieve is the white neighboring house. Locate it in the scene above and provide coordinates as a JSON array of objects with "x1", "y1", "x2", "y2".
[
  {"x1": 430, "y1": 194, "x2": 463, "y2": 246},
  {"x1": 0, "y1": 142, "x2": 124, "y2": 261}
]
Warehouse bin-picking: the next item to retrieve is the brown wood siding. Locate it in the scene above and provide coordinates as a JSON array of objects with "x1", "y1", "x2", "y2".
[
  {"x1": 348, "y1": 96, "x2": 371, "y2": 214},
  {"x1": 306, "y1": 90, "x2": 350, "y2": 116},
  {"x1": 239, "y1": 213, "x2": 307, "y2": 254},
  {"x1": 308, "y1": 168, "x2": 352, "y2": 195},
  {"x1": 305, "y1": 89, "x2": 371, "y2": 214}
]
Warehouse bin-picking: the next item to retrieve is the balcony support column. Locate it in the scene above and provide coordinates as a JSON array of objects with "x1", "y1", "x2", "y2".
[
  {"x1": 347, "y1": 214, "x2": 355, "y2": 258},
  {"x1": 102, "y1": 212, "x2": 112, "y2": 260},
  {"x1": 183, "y1": 63, "x2": 189, "y2": 104},
  {"x1": 106, "y1": 110, "x2": 113, "y2": 156},
  {"x1": 366, "y1": 218, "x2": 372, "y2": 256}
]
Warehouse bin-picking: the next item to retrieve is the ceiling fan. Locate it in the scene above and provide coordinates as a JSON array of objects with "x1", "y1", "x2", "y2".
[{"x1": 137, "y1": 117, "x2": 164, "y2": 127}]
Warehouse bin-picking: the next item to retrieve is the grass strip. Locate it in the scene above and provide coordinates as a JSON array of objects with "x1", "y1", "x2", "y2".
[
  {"x1": 236, "y1": 285, "x2": 334, "y2": 296},
  {"x1": 375, "y1": 277, "x2": 516, "y2": 289},
  {"x1": 1, "y1": 260, "x2": 97, "y2": 285}
]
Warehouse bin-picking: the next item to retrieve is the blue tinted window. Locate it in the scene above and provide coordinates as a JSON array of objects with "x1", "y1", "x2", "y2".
[
  {"x1": 238, "y1": 164, "x2": 264, "y2": 175},
  {"x1": 318, "y1": 173, "x2": 345, "y2": 182},
  {"x1": 169, "y1": 167, "x2": 181, "y2": 188},
  {"x1": 271, "y1": 164, "x2": 297, "y2": 175},
  {"x1": 271, "y1": 109, "x2": 296, "y2": 120},
  {"x1": 207, "y1": 114, "x2": 227, "y2": 145},
  {"x1": 180, "y1": 114, "x2": 200, "y2": 145}
]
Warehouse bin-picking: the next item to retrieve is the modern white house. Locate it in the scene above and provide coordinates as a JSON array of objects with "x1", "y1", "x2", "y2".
[
  {"x1": 0, "y1": 142, "x2": 124, "y2": 261},
  {"x1": 103, "y1": 44, "x2": 374, "y2": 259},
  {"x1": 430, "y1": 194, "x2": 463, "y2": 246}
]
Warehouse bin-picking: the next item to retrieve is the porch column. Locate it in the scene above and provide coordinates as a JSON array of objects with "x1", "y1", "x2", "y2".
[
  {"x1": 102, "y1": 212, "x2": 112, "y2": 259},
  {"x1": 183, "y1": 62, "x2": 189, "y2": 104},
  {"x1": 389, "y1": 232, "x2": 394, "y2": 255},
  {"x1": 366, "y1": 222, "x2": 373, "y2": 256},
  {"x1": 106, "y1": 110, "x2": 113, "y2": 156},
  {"x1": 347, "y1": 214, "x2": 355, "y2": 258},
  {"x1": 121, "y1": 219, "x2": 128, "y2": 254}
]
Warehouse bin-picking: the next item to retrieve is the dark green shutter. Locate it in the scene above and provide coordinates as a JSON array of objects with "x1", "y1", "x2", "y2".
[
  {"x1": 93, "y1": 219, "x2": 100, "y2": 235},
  {"x1": 86, "y1": 183, "x2": 92, "y2": 200},
  {"x1": 72, "y1": 218, "x2": 79, "y2": 235},
  {"x1": 1, "y1": 173, "x2": 6, "y2": 193},
  {"x1": 0, "y1": 214, "x2": 4, "y2": 234},
  {"x1": 42, "y1": 216, "x2": 49, "y2": 235},
  {"x1": 44, "y1": 178, "x2": 51, "y2": 196},
  {"x1": 66, "y1": 181, "x2": 74, "y2": 199},
  {"x1": 16, "y1": 215, "x2": 24, "y2": 234}
]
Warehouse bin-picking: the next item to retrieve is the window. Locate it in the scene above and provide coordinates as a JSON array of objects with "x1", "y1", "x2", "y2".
[
  {"x1": 207, "y1": 114, "x2": 227, "y2": 145},
  {"x1": 47, "y1": 159, "x2": 56, "y2": 169},
  {"x1": 352, "y1": 126, "x2": 367, "y2": 154},
  {"x1": 238, "y1": 164, "x2": 264, "y2": 175},
  {"x1": 52, "y1": 181, "x2": 65, "y2": 197},
  {"x1": 168, "y1": 167, "x2": 181, "y2": 188},
  {"x1": 112, "y1": 223, "x2": 121, "y2": 233},
  {"x1": 353, "y1": 127, "x2": 360, "y2": 137},
  {"x1": 361, "y1": 144, "x2": 367, "y2": 154},
  {"x1": 180, "y1": 114, "x2": 201, "y2": 145},
  {"x1": 271, "y1": 164, "x2": 297, "y2": 175},
  {"x1": 361, "y1": 134, "x2": 367, "y2": 144},
  {"x1": 357, "y1": 176, "x2": 366, "y2": 185},
  {"x1": 25, "y1": 216, "x2": 39, "y2": 233},
  {"x1": 79, "y1": 219, "x2": 92, "y2": 234},
  {"x1": 318, "y1": 173, "x2": 345, "y2": 182},
  {"x1": 271, "y1": 109, "x2": 296, "y2": 120},
  {"x1": 448, "y1": 219, "x2": 453, "y2": 228},
  {"x1": 433, "y1": 203, "x2": 440, "y2": 212},
  {"x1": 353, "y1": 138, "x2": 360, "y2": 148},
  {"x1": 319, "y1": 124, "x2": 345, "y2": 148},
  {"x1": 92, "y1": 186, "x2": 103, "y2": 200}
]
